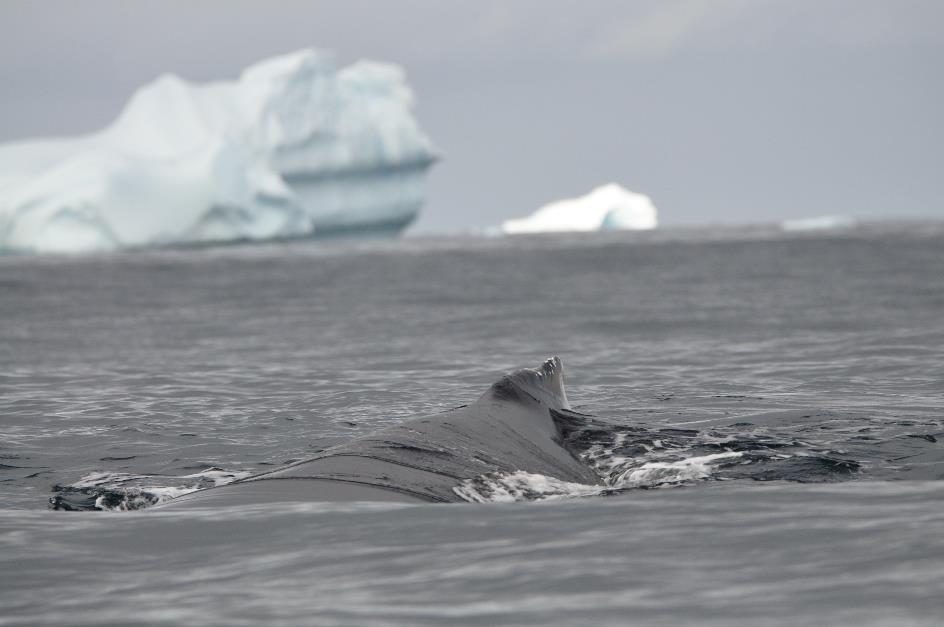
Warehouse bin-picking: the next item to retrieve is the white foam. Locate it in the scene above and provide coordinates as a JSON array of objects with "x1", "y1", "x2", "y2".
[
  {"x1": 69, "y1": 468, "x2": 252, "y2": 511},
  {"x1": 453, "y1": 451, "x2": 745, "y2": 503},
  {"x1": 453, "y1": 471, "x2": 605, "y2": 503},
  {"x1": 610, "y1": 451, "x2": 743, "y2": 487}
]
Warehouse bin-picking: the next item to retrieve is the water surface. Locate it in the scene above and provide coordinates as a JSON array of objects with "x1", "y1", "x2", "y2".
[{"x1": 2, "y1": 223, "x2": 943, "y2": 624}]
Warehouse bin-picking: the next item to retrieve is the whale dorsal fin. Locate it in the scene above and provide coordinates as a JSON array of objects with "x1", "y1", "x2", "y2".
[{"x1": 484, "y1": 356, "x2": 571, "y2": 411}]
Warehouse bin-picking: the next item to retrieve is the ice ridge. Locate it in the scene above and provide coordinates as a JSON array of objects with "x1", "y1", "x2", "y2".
[{"x1": 0, "y1": 49, "x2": 437, "y2": 254}]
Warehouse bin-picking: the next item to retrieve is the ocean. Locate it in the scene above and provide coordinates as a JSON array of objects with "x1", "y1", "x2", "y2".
[{"x1": 2, "y1": 222, "x2": 943, "y2": 624}]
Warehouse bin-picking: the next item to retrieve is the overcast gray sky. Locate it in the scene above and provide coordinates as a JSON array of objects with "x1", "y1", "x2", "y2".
[{"x1": 2, "y1": 1, "x2": 941, "y2": 231}]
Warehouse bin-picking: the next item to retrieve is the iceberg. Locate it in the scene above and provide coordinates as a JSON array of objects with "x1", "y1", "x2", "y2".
[
  {"x1": 780, "y1": 215, "x2": 857, "y2": 232},
  {"x1": 501, "y1": 184, "x2": 658, "y2": 234},
  {"x1": 0, "y1": 49, "x2": 436, "y2": 254}
]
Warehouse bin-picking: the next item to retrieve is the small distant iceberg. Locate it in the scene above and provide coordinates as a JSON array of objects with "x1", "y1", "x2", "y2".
[
  {"x1": 501, "y1": 184, "x2": 658, "y2": 234},
  {"x1": 0, "y1": 49, "x2": 436, "y2": 254},
  {"x1": 780, "y1": 215, "x2": 857, "y2": 232}
]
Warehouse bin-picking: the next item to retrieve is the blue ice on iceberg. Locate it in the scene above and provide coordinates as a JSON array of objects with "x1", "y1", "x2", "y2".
[{"x1": 0, "y1": 49, "x2": 437, "y2": 254}]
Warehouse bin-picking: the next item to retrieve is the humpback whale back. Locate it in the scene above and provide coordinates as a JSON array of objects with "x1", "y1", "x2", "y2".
[
  {"x1": 160, "y1": 357, "x2": 599, "y2": 507},
  {"x1": 488, "y1": 356, "x2": 570, "y2": 411}
]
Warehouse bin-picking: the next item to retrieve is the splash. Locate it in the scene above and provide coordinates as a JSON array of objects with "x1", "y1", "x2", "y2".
[
  {"x1": 50, "y1": 468, "x2": 251, "y2": 511},
  {"x1": 454, "y1": 415, "x2": 860, "y2": 503}
]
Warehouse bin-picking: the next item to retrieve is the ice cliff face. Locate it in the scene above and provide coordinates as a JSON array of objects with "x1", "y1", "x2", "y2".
[
  {"x1": 0, "y1": 49, "x2": 436, "y2": 254},
  {"x1": 501, "y1": 184, "x2": 658, "y2": 234}
]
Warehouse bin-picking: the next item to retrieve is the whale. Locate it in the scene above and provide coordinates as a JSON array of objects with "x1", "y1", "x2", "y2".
[{"x1": 160, "y1": 357, "x2": 601, "y2": 507}]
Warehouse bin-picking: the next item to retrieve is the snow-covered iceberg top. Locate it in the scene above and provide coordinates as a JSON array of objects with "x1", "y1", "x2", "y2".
[
  {"x1": 501, "y1": 184, "x2": 658, "y2": 234},
  {"x1": 0, "y1": 49, "x2": 436, "y2": 254},
  {"x1": 780, "y1": 215, "x2": 857, "y2": 232}
]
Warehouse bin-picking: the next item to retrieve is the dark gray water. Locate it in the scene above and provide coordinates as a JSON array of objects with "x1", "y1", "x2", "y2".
[{"x1": 2, "y1": 223, "x2": 944, "y2": 624}]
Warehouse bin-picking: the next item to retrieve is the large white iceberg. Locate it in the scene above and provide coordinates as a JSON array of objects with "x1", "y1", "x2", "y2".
[
  {"x1": 0, "y1": 49, "x2": 436, "y2": 254},
  {"x1": 501, "y1": 184, "x2": 658, "y2": 234}
]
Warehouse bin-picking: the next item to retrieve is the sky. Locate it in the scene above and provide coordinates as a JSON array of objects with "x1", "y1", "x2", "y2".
[{"x1": 1, "y1": 0, "x2": 941, "y2": 232}]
